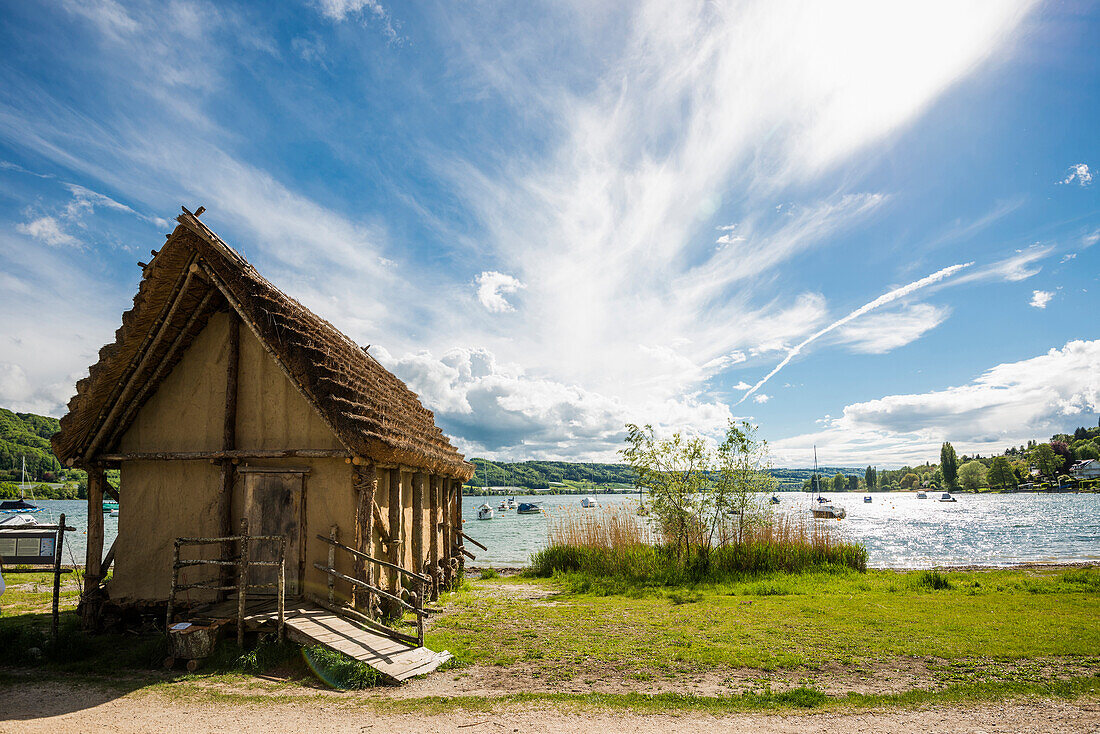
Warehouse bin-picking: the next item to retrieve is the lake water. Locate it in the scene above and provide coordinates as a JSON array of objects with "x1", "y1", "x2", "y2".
[{"x1": 26, "y1": 491, "x2": 1100, "y2": 570}]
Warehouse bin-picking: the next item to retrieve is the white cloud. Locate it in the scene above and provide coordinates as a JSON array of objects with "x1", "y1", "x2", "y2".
[
  {"x1": 949, "y1": 245, "x2": 1050, "y2": 286},
  {"x1": 1058, "y1": 163, "x2": 1092, "y2": 187},
  {"x1": 16, "y1": 217, "x2": 79, "y2": 247},
  {"x1": 1084, "y1": 229, "x2": 1099, "y2": 248},
  {"x1": 1060, "y1": 253, "x2": 1076, "y2": 263},
  {"x1": 732, "y1": 381, "x2": 752, "y2": 391},
  {"x1": 737, "y1": 262, "x2": 971, "y2": 404},
  {"x1": 1029, "y1": 290, "x2": 1053, "y2": 309},
  {"x1": 836, "y1": 303, "x2": 951, "y2": 354},
  {"x1": 315, "y1": 0, "x2": 401, "y2": 42},
  {"x1": 753, "y1": 393, "x2": 770, "y2": 404},
  {"x1": 475, "y1": 271, "x2": 525, "y2": 313},
  {"x1": 772, "y1": 339, "x2": 1100, "y2": 465}
]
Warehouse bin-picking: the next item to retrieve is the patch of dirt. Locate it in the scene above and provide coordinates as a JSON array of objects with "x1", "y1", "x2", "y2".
[{"x1": 2, "y1": 680, "x2": 1099, "y2": 733}]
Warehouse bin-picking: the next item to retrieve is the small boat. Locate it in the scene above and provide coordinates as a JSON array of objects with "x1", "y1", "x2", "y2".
[
  {"x1": 939, "y1": 492, "x2": 956, "y2": 503},
  {"x1": 497, "y1": 500, "x2": 508, "y2": 511},
  {"x1": 103, "y1": 501, "x2": 119, "y2": 512},
  {"x1": 0, "y1": 513, "x2": 40, "y2": 528},
  {"x1": 516, "y1": 502, "x2": 542, "y2": 515},
  {"x1": 507, "y1": 497, "x2": 517, "y2": 509},
  {"x1": 812, "y1": 504, "x2": 847, "y2": 519},
  {"x1": 109, "y1": 509, "x2": 120, "y2": 517},
  {"x1": 0, "y1": 499, "x2": 42, "y2": 515},
  {"x1": 581, "y1": 496, "x2": 598, "y2": 508},
  {"x1": 770, "y1": 495, "x2": 780, "y2": 504},
  {"x1": 477, "y1": 503, "x2": 494, "y2": 520},
  {"x1": 916, "y1": 492, "x2": 928, "y2": 499},
  {"x1": 864, "y1": 495, "x2": 872, "y2": 503}
]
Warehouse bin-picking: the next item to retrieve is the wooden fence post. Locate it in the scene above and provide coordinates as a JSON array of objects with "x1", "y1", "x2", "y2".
[
  {"x1": 328, "y1": 524, "x2": 337, "y2": 604},
  {"x1": 428, "y1": 475, "x2": 440, "y2": 601},
  {"x1": 82, "y1": 466, "x2": 105, "y2": 629},
  {"x1": 51, "y1": 513, "x2": 66, "y2": 644},
  {"x1": 237, "y1": 518, "x2": 249, "y2": 648},
  {"x1": 412, "y1": 472, "x2": 424, "y2": 581}
]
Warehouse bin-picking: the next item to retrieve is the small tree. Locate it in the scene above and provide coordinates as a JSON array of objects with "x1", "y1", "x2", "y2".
[
  {"x1": 1030, "y1": 443, "x2": 1061, "y2": 478},
  {"x1": 865, "y1": 466, "x2": 876, "y2": 492},
  {"x1": 940, "y1": 442, "x2": 958, "y2": 489},
  {"x1": 988, "y1": 457, "x2": 1017, "y2": 489},
  {"x1": 832, "y1": 471, "x2": 846, "y2": 492},
  {"x1": 900, "y1": 472, "x2": 920, "y2": 489},
  {"x1": 958, "y1": 460, "x2": 987, "y2": 491}
]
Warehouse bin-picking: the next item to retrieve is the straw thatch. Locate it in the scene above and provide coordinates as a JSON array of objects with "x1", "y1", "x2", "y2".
[{"x1": 52, "y1": 208, "x2": 474, "y2": 480}]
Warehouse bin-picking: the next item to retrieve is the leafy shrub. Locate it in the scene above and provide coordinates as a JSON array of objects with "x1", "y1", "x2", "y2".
[{"x1": 914, "y1": 570, "x2": 953, "y2": 590}]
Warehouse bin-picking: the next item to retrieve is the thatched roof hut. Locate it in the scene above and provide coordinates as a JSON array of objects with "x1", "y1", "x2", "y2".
[{"x1": 53, "y1": 208, "x2": 473, "y2": 626}]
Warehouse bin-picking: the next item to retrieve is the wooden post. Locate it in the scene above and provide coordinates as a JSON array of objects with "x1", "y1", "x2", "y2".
[
  {"x1": 277, "y1": 537, "x2": 286, "y2": 643},
  {"x1": 428, "y1": 475, "x2": 440, "y2": 601},
  {"x1": 441, "y1": 481, "x2": 453, "y2": 589},
  {"x1": 387, "y1": 468, "x2": 402, "y2": 606},
  {"x1": 455, "y1": 479, "x2": 465, "y2": 578},
  {"x1": 327, "y1": 524, "x2": 337, "y2": 604},
  {"x1": 353, "y1": 464, "x2": 376, "y2": 613},
  {"x1": 237, "y1": 518, "x2": 249, "y2": 648},
  {"x1": 82, "y1": 466, "x2": 105, "y2": 629},
  {"x1": 412, "y1": 472, "x2": 425, "y2": 579},
  {"x1": 167, "y1": 539, "x2": 180, "y2": 632},
  {"x1": 52, "y1": 513, "x2": 66, "y2": 644},
  {"x1": 218, "y1": 315, "x2": 240, "y2": 599}
]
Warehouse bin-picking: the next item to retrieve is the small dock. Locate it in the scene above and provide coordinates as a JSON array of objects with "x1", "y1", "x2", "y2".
[{"x1": 192, "y1": 597, "x2": 453, "y2": 683}]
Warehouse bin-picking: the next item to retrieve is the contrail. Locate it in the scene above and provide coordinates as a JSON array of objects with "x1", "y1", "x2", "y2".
[{"x1": 736, "y1": 261, "x2": 973, "y2": 405}]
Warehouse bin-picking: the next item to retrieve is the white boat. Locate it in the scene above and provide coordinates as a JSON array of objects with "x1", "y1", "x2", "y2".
[
  {"x1": 864, "y1": 495, "x2": 872, "y2": 503},
  {"x1": 507, "y1": 497, "x2": 517, "y2": 509},
  {"x1": 581, "y1": 496, "x2": 598, "y2": 508},
  {"x1": 0, "y1": 513, "x2": 39, "y2": 528},
  {"x1": 808, "y1": 446, "x2": 846, "y2": 520},
  {"x1": 939, "y1": 492, "x2": 957, "y2": 503},
  {"x1": 109, "y1": 509, "x2": 120, "y2": 517},
  {"x1": 477, "y1": 503, "x2": 494, "y2": 520},
  {"x1": 497, "y1": 500, "x2": 508, "y2": 511},
  {"x1": 916, "y1": 491, "x2": 928, "y2": 499}
]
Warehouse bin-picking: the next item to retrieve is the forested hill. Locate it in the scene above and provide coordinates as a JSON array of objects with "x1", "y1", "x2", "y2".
[
  {"x1": 0, "y1": 408, "x2": 63, "y2": 481},
  {"x1": 464, "y1": 458, "x2": 865, "y2": 490}
]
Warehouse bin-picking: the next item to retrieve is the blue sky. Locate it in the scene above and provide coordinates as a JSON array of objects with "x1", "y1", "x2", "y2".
[{"x1": 0, "y1": 0, "x2": 1096, "y2": 466}]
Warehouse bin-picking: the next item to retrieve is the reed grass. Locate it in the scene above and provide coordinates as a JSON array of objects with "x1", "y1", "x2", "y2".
[{"x1": 529, "y1": 503, "x2": 866, "y2": 586}]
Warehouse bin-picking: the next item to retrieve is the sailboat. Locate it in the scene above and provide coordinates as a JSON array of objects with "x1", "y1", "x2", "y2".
[
  {"x1": 810, "y1": 447, "x2": 846, "y2": 520},
  {"x1": 0, "y1": 457, "x2": 44, "y2": 515}
]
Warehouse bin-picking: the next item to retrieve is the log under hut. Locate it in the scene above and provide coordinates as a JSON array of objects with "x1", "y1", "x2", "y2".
[{"x1": 52, "y1": 208, "x2": 475, "y2": 635}]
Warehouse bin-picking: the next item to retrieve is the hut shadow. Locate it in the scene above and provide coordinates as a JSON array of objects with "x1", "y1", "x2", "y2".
[{"x1": 0, "y1": 675, "x2": 154, "y2": 721}]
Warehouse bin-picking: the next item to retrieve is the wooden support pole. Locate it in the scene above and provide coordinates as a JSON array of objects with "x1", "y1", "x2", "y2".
[
  {"x1": 353, "y1": 464, "x2": 376, "y2": 613},
  {"x1": 428, "y1": 475, "x2": 440, "y2": 602},
  {"x1": 218, "y1": 314, "x2": 240, "y2": 599},
  {"x1": 328, "y1": 525, "x2": 338, "y2": 604},
  {"x1": 455, "y1": 480, "x2": 465, "y2": 577},
  {"x1": 412, "y1": 472, "x2": 425, "y2": 578},
  {"x1": 82, "y1": 467, "x2": 105, "y2": 629},
  {"x1": 237, "y1": 518, "x2": 249, "y2": 648},
  {"x1": 387, "y1": 469, "x2": 402, "y2": 605},
  {"x1": 441, "y1": 481, "x2": 453, "y2": 589},
  {"x1": 52, "y1": 513, "x2": 66, "y2": 645}
]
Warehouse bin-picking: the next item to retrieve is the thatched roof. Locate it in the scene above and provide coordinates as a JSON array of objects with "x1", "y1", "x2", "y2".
[{"x1": 52, "y1": 209, "x2": 474, "y2": 480}]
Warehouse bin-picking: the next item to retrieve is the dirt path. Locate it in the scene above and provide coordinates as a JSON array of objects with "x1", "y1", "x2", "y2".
[{"x1": 2, "y1": 681, "x2": 1099, "y2": 733}]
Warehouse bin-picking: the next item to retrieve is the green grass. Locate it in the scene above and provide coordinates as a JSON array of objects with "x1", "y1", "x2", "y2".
[{"x1": 427, "y1": 568, "x2": 1100, "y2": 674}]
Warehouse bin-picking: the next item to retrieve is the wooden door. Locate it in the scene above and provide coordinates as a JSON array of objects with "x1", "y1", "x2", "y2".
[{"x1": 240, "y1": 468, "x2": 305, "y2": 596}]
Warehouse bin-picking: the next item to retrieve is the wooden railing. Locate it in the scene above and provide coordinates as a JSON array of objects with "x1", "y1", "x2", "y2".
[
  {"x1": 313, "y1": 531, "x2": 429, "y2": 647},
  {"x1": 167, "y1": 522, "x2": 287, "y2": 646}
]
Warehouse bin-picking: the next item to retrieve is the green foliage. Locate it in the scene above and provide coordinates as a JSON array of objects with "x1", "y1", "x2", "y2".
[
  {"x1": 987, "y1": 457, "x2": 1017, "y2": 489},
  {"x1": 864, "y1": 466, "x2": 876, "y2": 491},
  {"x1": 479, "y1": 567, "x2": 501, "y2": 580},
  {"x1": 465, "y1": 459, "x2": 634, "y2": 489},
  {"x1": 958, "y1": 461, "x2": 987, "y2": 491},
  {"x1": 914, "y1": 570, "x2": 954, "y2": 590},
  {"x1": 831, "y1": 471, "x2": 846, "y2": 492},
  {"x1": 1030, "y1": 443, "x2": 1061, "y2": 478},
  {"x1": 900, "y1": 472, "x2": 920, "y2": 489},
  {"x1": 940, "y1": 442, "x2": 958, "y2": 488},
  {"x1": 0, "y1": 408, "x2": 63, "y2": 480}
]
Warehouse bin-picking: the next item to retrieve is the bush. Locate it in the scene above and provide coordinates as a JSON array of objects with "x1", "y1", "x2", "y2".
[
  {"x1": 914, "y1": 570, "x2": 953, "y2": 590},
  {"x1": 479, "y1": 567, "x2": 500, "y2": 580}
]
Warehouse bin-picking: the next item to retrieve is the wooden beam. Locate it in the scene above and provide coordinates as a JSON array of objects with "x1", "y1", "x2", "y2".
[
  {"x1": 96, "y1": 448, "x2": 351, "y2": 462},
  {"x1": 82, "y1": 467, "x2": 105, "y2": 629},
  {"x1": 428, "y1": 475, "x2": 439, "y2": 602},
  {"x1": 411, "y1": 472, "x2": 425, "y2": 579},
  {"x1": 372, "y1": 501, "x2": 392, "y2": 547},
  {"x1": 460, "y1": 531, "x2": 487, "y2": 552},
  {"x1": 353, "y1": 463, "x2": 376, "y2": 612},
  {"x1": 218, "y1": 314, "x2": 240, "y2": 599},
  {"x1": 387, "y1": 469, "x2": 402, "y2": 602}
]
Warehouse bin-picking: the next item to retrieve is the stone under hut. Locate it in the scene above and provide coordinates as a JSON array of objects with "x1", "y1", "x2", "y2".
[{"x1": 50, "y1": 207, "x2": 475, "y2": 679}]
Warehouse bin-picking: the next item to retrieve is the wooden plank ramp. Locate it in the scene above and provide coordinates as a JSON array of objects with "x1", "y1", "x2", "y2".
[{"x1": 194, "y1": 599, "x2": 452, "y2": 683}]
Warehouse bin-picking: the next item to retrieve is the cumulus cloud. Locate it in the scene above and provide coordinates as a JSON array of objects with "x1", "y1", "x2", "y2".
[
  {"x1": 475, "y1": 271, "x2": 525, "y2": 313},
  {"x1": 17, "y1": 217, "x2": 79, "y2": 247},
  {"x1": 753, "y1": 393, "x2": 770, "y2": 404},
  {"x1": 732, "y1": 381, "x2": 753, "y2": 391},
  {"x1": 1058, "y1": 163, "x2": 1092, "y2": 187},
  {"x1": 772, "y1": 339, "x2": 1100, "y2": 465},
  {"x1": 836, "y1": 303, "x2": 951, "y2": 354},
  {"x1": 1029, "y1": 290, "x2": 1053, "y2": 309}
]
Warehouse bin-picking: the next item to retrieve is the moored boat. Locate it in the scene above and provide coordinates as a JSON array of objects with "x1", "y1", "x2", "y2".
[
  {"x1": 581, "y1": 496, "x2": 598, "y2": 508},
  {"x1": 939, "y1": 492, "x2": 956, "y2": 502},
  {"x1": 477, "y1": 503, "x2": 494, "y2": 520},
  {"x1": 864, "y1": 495, "x2": 872, "y2": 503},
  {"x1": 812, "y1": 504, "x2": 847, "y2": 519},
  {"x1": 516, "y1": 502, "x2": 542, "y2": 515},
  {"x1": 916, "y1": 491, "x2": 928, "y2": 499},
  {"x1": 770, "y1": 495, "x2": 780, "y2": 504},
  {"x1": 0, "y1": 499, "x2": 42, "y2": 515}
]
